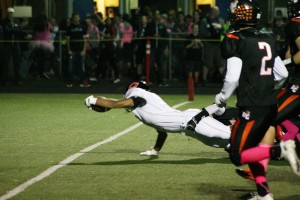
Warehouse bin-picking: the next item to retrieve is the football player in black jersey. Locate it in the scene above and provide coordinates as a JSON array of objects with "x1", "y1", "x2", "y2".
[
  {"x1": 236, "y1": 0, "x2": 300, "y2": 184},
  {"x1": 205, "y1": 0, "x2": 298, "y2": 199},
  {"x1": 275, "y1": 0, "x2": 300, "y2": 147}
]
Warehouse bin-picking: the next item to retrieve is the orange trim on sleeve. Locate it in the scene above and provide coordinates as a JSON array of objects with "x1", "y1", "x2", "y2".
[
  {"x1": 292, "y1": 18, "x2": 300, "y2": 23},
  {"x1": 226, "y1": 33, "x2": 240, "y2": 40},
  {"x1": 239, "y1": 120, "x2": 255, "y2": 152},
  {"x1": 278, "y1": 95, "x2": 300, "y2": 112}
]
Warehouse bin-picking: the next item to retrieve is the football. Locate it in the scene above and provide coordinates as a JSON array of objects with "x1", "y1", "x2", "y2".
[{"x1": 90, "y1": 104, "x2": 111, "y2": 112}]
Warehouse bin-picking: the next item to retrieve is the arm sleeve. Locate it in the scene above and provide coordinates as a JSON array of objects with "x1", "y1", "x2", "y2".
[
  {"x1": 273, "y1": 56, "x2": 289, "y2": 89},
  {"x1": 131, "y1": 96, "x2": 146, "y2": 109},
  {"x1": 218, "y1": 57, "x2": 242, "y2": 102}
]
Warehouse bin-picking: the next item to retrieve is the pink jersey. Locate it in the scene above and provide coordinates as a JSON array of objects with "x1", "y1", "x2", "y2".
[
  {"x1": 120, "y1": 22, "x2": 133, "y2": 46},
  {"x1": 31, "y1": 22, "x2": 54, "y2": 52},
  {"x1": 33, "y1": 22, "x2": 52, "y2": 42}
]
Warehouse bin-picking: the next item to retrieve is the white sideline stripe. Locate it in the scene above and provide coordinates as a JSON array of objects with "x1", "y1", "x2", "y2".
[{"x1": 0, "y1": 101, "x2": 190, "y2": 200}]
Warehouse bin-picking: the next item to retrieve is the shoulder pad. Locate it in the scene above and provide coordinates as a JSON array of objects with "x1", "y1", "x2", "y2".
[{"x1": 220, "y1": 32, "x2": 240, "y2": 59}]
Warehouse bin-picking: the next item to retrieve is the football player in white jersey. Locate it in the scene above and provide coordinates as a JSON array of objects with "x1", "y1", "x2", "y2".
[{"x1": 84, "y1": 81, "x2": 234, "y2": 155}]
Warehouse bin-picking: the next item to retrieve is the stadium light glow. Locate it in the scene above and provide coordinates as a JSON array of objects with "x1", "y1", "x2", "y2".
[{"x1": 196, "y1": 0, "x2": 215, "y2": 6}]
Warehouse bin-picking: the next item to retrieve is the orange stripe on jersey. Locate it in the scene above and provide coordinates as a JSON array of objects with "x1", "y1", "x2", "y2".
[
  {"x1": 231, "y1": 118, "x2": 241, "y2": 144},
  {"x1": 226, "y1": 33, "x2": 240, "y2": 40},
  {"x1": 278, "y1": 95, "x2": 300, "y2": 112},
  {"x1": 239, "y1": 121, "x2": 255, "y2": 152},
  {"x1": 276, "y1": 89, "x2": 287, "y2": 99},
  {"x1": 292, "y1": 18, "x2": 300, "y2": 23}
]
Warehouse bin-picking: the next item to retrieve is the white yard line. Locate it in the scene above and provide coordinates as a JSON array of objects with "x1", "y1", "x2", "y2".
[{"x1": 0, "y1": 101, "x2": 190, "y2": 200}]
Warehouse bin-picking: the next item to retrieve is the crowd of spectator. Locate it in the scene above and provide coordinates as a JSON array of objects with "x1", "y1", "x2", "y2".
[{"x1": 0, "y1": 5, "x2": 289, "y2": 87}]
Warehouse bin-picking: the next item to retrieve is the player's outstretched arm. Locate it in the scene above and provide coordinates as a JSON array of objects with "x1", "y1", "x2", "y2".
[
  {"x1": 215, "y1": 57, "x2": 242, "y2": 105},
  {"x1": 85, "y1": 95, "x2": 134, "y2": 109}
]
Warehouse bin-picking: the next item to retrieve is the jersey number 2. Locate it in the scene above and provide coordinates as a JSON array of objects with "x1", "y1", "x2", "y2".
[{"x1": 258, "y1": 42, "x2": 272, "y2": 76}]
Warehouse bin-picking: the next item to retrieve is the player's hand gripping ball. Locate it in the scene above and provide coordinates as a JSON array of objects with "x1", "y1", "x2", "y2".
[{"x1": 84, "y1": 95, "x2": 111, "y2": 112}]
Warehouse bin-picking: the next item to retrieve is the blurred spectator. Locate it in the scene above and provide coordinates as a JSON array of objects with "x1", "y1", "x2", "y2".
[
  {"x1": 94, "y1": 12, "x2": 106, "y2": 33},
  {"x1": 50, "y1": 18, "x2": 59, "y2": 42},
  {"x1": 49, "y1": 18, "x2": 59, "y2": 75},
  {"x1": 188, "y1": 10, "x2": 202, "y2": 33},
  {"x1": 66, "y1": 13, "x2": 90, "y2": 87},
  {"x1": 165, "y1": 11, "x2": 175, "y2": 33},
  {"x1": 167, "y1": 9, "x2": 177, "y2": 30},
  {"x1": 200, "y1": 6, "x2": 224, "y2": 84},
  {"x1": 1, "y1": 7, "x2": 23, "y2": 85},
  {"x1": 273, "y1": 17, "x2": 288, "y2": 59},
  {"x1": 31, "y1": 14, "x2": 54, "y2": 80},
  {"x1": 114, "y1": 14, "x2": 122, "y2": 49},
  {"x1": 119, "y1": 14, "x2": 134, "y2": 78},
  {"x1": 261, "y1": 21, "x2": 273, "y2": 33},
  {"x1": 19, "y1": 17, "x2": 33, "y2": 81},
  {"x1": 185, "y1": 24, "x2": 203, "y2": 85},
  {"x1": 135, "y1": 15, "x2": 149, "y2": 80},
  {"x1": 174, "y1": 11, "x2": 188, "y2": 33},
  {"x1": 94, "y1": 12, "x2": 106, "y2": 80},
  {"x1": 85, "y1": 16, "x2": 100, "y2": 81},
  {"x1": 58, "y1": 17, "x2": 71, "y2": 76},
  {"x1": 172, "y1": 11, "x2": 188, "y2": 80},
  {"x1": 149, "y1": 10, "x2": 169, "y2": 86},
  {"x1": 103, "y1": 17, "x2": 119, "y2": 83},
  {"x1": 114, "y1": 15, "x2": 123, "y2": 79},
  {"x1": 59, "y1": 17, "x2": 71, "y2": 32},
  {"x1": 185, "y1": 15, "x2": 193, "y2": 34}
]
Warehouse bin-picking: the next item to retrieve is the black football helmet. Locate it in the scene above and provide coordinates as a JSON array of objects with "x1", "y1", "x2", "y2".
[
  {"x1": 229, "y1": 0, "x2": 261, "y2": 28},
  {"x1": 288, "y1": 0, "x2": 300, "y2": 19},
  {"x1": 125, "y1": 81, "x2": 150, "y2": 93}
]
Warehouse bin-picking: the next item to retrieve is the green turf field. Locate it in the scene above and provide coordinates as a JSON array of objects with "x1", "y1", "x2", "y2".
[{"x1": 0, "y1": 94, "x2": 299, "y2": 200}]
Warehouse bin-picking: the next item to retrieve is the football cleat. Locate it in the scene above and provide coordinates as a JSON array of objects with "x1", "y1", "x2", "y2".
[
  {"x1": 236, "y1": 168, "x2": 255, "y2": 181},
  {"x1": 280, "y1": 140, "x2": 300, "y2": 175},
  {"x1": 140, "y1": 149, "x2": 158, "y2": 156},
  {"x1": 247, "y1": 192, "x2": 273, "y2": 200}
]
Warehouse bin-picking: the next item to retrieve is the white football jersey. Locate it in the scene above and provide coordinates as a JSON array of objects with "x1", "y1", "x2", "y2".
[
  {"x1": 124, "y1": 88, "x2": 189, "y2": 132},
  {"x1": 124, "y1": 88, "x2": 231, "y2": 140}
]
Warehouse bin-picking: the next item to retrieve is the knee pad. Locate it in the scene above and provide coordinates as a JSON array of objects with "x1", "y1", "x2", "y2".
[{"x1": 230, "y1": 151, "x2": 242, "y2": 166}]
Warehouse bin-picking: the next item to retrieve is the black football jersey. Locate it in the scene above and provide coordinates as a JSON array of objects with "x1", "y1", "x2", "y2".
[
  {"x1": 221, "y1": 28, "x2": 277, "y2": 107},
  {"x1": 285, "y1": 18, "x2": 300, "y2": 83}
]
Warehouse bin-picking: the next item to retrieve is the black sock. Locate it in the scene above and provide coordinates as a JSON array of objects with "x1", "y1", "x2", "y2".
[
  {"x1": 256, "y1": 182, "x2": 269, "y2": 197},
  {"x1": 154, "y1": 131, "x2": 168, "y2": 151},
  {"x1": 194, "y1": 109, "x2": 210, "y2": 123}
]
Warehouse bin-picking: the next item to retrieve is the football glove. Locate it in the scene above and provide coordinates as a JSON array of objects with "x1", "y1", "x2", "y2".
[
  {"x1": 84, "y1": 95, "x2": 97, "y2": 108},
  {"x1": 215, "y1": 94, "x2": 226, "y2": 107}
]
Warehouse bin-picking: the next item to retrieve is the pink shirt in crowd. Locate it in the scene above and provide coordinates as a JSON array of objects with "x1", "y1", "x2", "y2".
[
  {"x1": 33, "y1": 22, "x2": 52, "y2": 41},
  {"x1": 120, "y1": 22, "x2": 133, "y2": 47}
]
